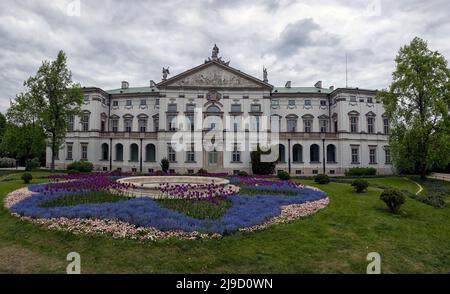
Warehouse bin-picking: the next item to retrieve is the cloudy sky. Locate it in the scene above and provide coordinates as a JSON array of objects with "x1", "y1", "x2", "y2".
[{"x1": 1, "y1": 0, "x2": 450, "y2": 112}]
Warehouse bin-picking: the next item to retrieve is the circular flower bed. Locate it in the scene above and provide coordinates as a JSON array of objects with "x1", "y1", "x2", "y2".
[{"x1": 4, "y1": 173, "x2": 329, "y2": 241}]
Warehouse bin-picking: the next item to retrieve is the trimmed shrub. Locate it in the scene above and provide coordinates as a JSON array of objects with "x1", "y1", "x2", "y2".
[
  {"x1": 351, "y1": 179, "x2": 369, "y2": 193},
  {"x1": 277, "y1": 170, "x2": 290, "y2": 181},
  {"x1": 21, "y1": 172, "x2": 33, "y2": 184},
  {"x1": 25, "y1": 157, "x2": 40, "y2": 171},
  {"x1": 160, "y1": 158, "x2": 169, "y2": 173},
  {"x1": 345, "y1": 167, "x2": 377, "y2": 176},
  {"x1": 380, "y1": 189, "x2": 405, "y2": 213},
  {"x1": 250, "y1": 146, "x2": 276, "y2": 175},
  {"x1": 67, "y1": 161, "x2": 94, "y2": 173},
  {"x1": 238, "y1": 171, "x2": 249, "y2": 177},
  {"x1": 197, "y1": 168, "x2": 208, "y2": 174},
  {"x1": 314, "y1": 174, "x2": 330, "y2": 184},
  {"x1": 0, "y1": 157, "x2": 15, "y2": 168},
  {"x1": 67, "y1": 169, "x2": 80, "y2": 175}
]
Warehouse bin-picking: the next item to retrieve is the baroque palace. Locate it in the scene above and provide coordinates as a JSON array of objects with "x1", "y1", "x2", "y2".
[{"x1": 46, "y1": 45, "x2": 393, "y2": 175}]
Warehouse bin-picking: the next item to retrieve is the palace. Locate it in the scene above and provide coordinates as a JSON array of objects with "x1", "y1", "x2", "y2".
[{"x1": 46, "y1": 45, "x2": 393, "y2": 175}]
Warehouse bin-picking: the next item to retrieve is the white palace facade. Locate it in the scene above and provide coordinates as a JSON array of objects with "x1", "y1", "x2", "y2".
[{"x1": 46, "y1": 46, "x2": 393, "y2": 175}]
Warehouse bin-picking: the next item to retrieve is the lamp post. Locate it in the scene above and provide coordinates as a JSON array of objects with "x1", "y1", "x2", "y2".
[{"x1": 321, "y1": 133, "x2": 326, "y2": 174}]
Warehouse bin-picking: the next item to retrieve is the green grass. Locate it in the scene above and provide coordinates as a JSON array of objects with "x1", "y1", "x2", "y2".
[
  {"x1": 1, "y1": 172, "x2": 450, "y2": 273},
  {"x1": 40, "y1": 191, "x2": 128, "y2": 208},
  {"x1": 156, "y1": 198, "x2": 232, "y2": 220}
]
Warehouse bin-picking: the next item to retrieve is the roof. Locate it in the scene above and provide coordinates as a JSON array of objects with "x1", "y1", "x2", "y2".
[
  {"x1": 106, "y1": 86, "x2": 159, "y2": 95},
  {"x1": 272, "y1": 87, "x2": 334, "y2": 94}
]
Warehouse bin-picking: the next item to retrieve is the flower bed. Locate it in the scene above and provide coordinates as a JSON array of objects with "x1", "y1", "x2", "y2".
[{"x1": 5, "y1": 173, "x2": 329, "y2": 240}]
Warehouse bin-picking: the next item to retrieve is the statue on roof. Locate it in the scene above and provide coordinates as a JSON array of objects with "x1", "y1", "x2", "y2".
[
  {"x1": 162, "y1": 67, "x2": 170, "y2": 81},
  {"x1": 263, "y1": 66, "x2": 268, "y2": 83},
  {"x1": 212, "y1": 44, "x2": 219, "y2": 59},
  {"x1": 204, "y1": 44, "x2": 230, "y2": 65}
]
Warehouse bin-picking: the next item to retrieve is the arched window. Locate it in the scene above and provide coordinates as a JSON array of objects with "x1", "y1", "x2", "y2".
[
  {"x1": 206, "y1": 105, "x2": 221, "y2": 113},
  {"x1": 293, "y1": 144, "x2": 303, "y2": 162},
  {"x1": 310, "y1": 144, "x2": 320, "y2": 162},
  {"x1": 130, "y1": 143, "x2": 139, "y2": 162},
  {"x1": 115, "y1": 144, "x2": 123, "y2": 161},
  {"x1": 101, "y1": 143, "x2": 109, "y2": 161},
  {"x1": 327, "y1": 144, "x2": 336, "y2": 163},
  {"x1": 145, "y1": 144, "x2": 156, "y2": 162},
  {"x1": 278, "y1": 144, "x2": 286, "y2": 162}
]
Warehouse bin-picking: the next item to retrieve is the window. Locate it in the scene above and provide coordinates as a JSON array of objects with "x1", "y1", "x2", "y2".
[
  {"x1": 101, "y1": 143, "x2": 109, "y2": 161},
  {"x1": 320, "y1": 120, "x2": 329, "y2": 133},
  {"x1": 148, "y1": 168, "x2": 154, "y2": 173},
  {"x1": 81, "y1": 114, "x2": 89, "y2": 131},
  {"x1": 287, "y1": 118, "x2": 297, "y2": 132},
  {"x1": 66, "y1": 144, "x2": 73, "y2": 160},
  {"x1": 304, "y1": 100, "x2": 311, "y2": 106},
  {"x1": 231, "y1": 104, "x2": 241, "y2": 112},
  {"x1": 130, "y1": 144, "x2": 139, "y2": 162},
  {"x1": 111, "y1": 119, "x2": 119, "y2": 132},
  {"x1": 186, "y1": 104, "x2": 195, "y2": 112},
  {"x1": 81, "y1": 144, "x2": 88, "y2": 160},
  {"x1": 320, "y1": 100, "x2": 327, "y2": 106},
  {"x1": 83, "y1": 95, "x2": 89, "y2": 103},
  {"x1": 350, "y1": 96, "x2": 357, "y2": 102},
  {"x1": 115, "y1": 144, "x2": 123, "y2": 161},
  {"x1": 367, "y1": 97, "x2": 373, "y2": 103},
  {"x1": 168, "y1": 144, "x2": 176, "y2": 162},
  {"x1": 206, "y1": 105, "x2": 221, "y2": 112},
  {"x1": 250, "y1": 104, "x2": 261, "y2": 112},
  {"x1": 383, "y1": 118, "x2": 389, "y2": 134},
  {"x1": 138, "y1": 119, "x2": 147, "y2": 132},
  {"x1": 310, "y1": 144, "x2": 320, "y2": 162},
  {"x1": 113, "y1": 101, "x2": 119, "y2": 107},
  {"x1": 187, "y1": 114, "x2": 194, "y2": 131},
  {"x1": 167, "y1": 104, "x2": 177, "y2": 112},
  {"x1": 140, "y1": 99, "x2": 147, "y2": 106},
  {"x1": 153, "y1": 117, "x2": 159, "y2": 131},
  {"x1": 327, "y1": 144, "x2": 336, "y2": 163},
  {"x1": 155, "y1": 98, "x2": 160, "y2": 106},
  {"x1": 351, "y1": 146, "x2": 359, "y2": 163},
  {"x1": 288, "y1": 100, "x2": 296, "y2": 107},
  {"x1": 101, "y1": 119, "x2": 106, "y2": 132},
  {"x1": 126, "y1": 100, "x2": 132, "y2": 106},
  {"x1": 68, "y1": 116, "x2": 74, "y2": 131},
  {"x1": 124, "y1": 119, "x2": 132, "y2": 132},
  {"x1": 145, "y1": 144, "x2": 156, "y2": 162},
  {"x1": 271, "y1": 99, "x2": 279, "y2": 108},
  {"x1": 167, "y1": 115, "x2": 176, "y2": 131},
  {"x1": 312, "y1": 170, "x2": 318, "y2": 175},
  {"x1": 186, "y1": 144, "x2": 195, "y2": 162},
  {"x1": 369, "y1": 147, "x2": 377, "y2": 164},
  {"x1": 385, "y1": 148, "x2": 392, "y2": 164},
  {"x1": 350, "y1": 116, "x2": 358, "y2": 133},
  {"x1": 304, "y1": 119, "x2": 312, "y2": 133},
  {"x1": 208, "y1": 149, "x2": 218, "y2": 164},
  {"x1": 278, "y1": 145, "x2": 286, "y2": 162},
  {"x1": 232, "y1": 144, "x2": 241, "y2": 162},
  {"x1": 367, "y1": 117, "x2": 375, "y2": 134},
  {"x1": 293, "y1": 144, "x2": 303, "y2": 162}
]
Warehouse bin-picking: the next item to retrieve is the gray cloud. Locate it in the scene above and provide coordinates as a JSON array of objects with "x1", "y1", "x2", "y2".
[{"x1": 0, "y1": 0, "x2": 450, "y2": 112}]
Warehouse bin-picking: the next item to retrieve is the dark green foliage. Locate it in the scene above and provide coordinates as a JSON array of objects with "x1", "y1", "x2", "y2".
[
  {"x1": 67, "y1": 161, "x2": 93, "y2": 173},
  {"x1": 351, "y1": 179, "x2": 369, "y2": 193},
  {"x1": 380, "y1": 189, "x2": 406, "y2": 213},
  {"x1": 345, "y1": 167, "x2": 377, "y2": 176},
  {"x1": 21, "y1": 173, "x2": 33, "y2": 184},
  {"x1": 25, "y1": 157, "x2": 40, "y2": 171},
  {"x1": 197, "y1": 168, "x2": 208, "y2": 174},
  {"x1": 160, "y1": 158, "x2": 169, "y2": 173},
  {"x1": 250, "y1": 146, "x2": 276, "y2": 175},
  {"x1": 238, "y1": 171, "x2": 248, "y2": 177},
  {"x1": 314, "y1": 174, "x2": 330, "y2": 184},
  {"x1": 277, "y1": 170, "x2": 290, "y2": 180}
]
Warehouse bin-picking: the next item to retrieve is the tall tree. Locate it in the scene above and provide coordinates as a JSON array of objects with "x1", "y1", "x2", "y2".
[
  {"x1": 379, "y1": 37, "x2": 450, "y2": 179},
  {"x1": 0, "y1": 112, "x2": 6, "y2": 145},
  {"x1": 24, "y1": 51, "x2": 83, "y2": 172}
]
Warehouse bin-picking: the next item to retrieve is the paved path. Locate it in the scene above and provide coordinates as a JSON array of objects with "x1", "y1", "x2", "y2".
[{"x1": 429, "y1": 173, "x2": 450, "y2": 182}]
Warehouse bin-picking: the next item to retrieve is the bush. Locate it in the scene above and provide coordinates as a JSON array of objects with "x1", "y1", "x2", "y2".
[
  {"x1": 0, "y1": 157, "x2": 15, "y2": 168},
  {"x1": 277, "y1": 170, "x2": 290, "y2": 180},
  {"x1": 21, "y1": 173, "x2": 33, "y2": 184},
  {"x1": 153, "y1": 170, "x2": 166, "y2": 176},
  {"x1": 250, "y1": 147, "x2": 276, "y2": 175},
  {"x1": 160, "y1": 158, "x2": 169, "y2": 173},
  {"x1": 351, "y1": 179, "x2": 369, "y2": 193},
  {"x1": 197, "y1": 168, "x2": 208, "y2": 174},
  {"x1": 314, "y1": 174, "x2": 330, "y2": 184},
  {"x1": 345, "y1": 167, "x2": 377, "y2": 177},
  {"x1": 25, "y1": 157, "x2": 40, "y2": 171},
  {"x1": 67, "y1": 161, "x2": 94, "y2": 173},
  {"x1": 380, "y1": 189, "x2": 405, "y2": 213},
  {"x1": 238, "y1": 171, "x2": 248, "y2": 177}
]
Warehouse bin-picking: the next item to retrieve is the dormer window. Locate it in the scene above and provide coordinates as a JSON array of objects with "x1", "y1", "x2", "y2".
[
  {"x1": 350, "y1": 96, "x2": 357, "y2": 102},
  {"x1": 320, "y1": 100, "x2": 327, "y2": 106},
  {"x1": 140, "y1": 99, "x2": 147, "y2": 106},
  {"x1": 304, "y1": 100, "x2": 311, "y2": 106},
  {"x1": 367, "y1": 97, "x2": 373, "y2": 104},
  {"x1": 112, "y1": 101, "x2": 119, "y2": 107},
  {"x1": 288, "y1": 100, "x2": 296, "y2": 108},
  {"x1": 250, "y1": 104, "x2": 261, "y2": 112},
  {"x1": 126, "y1": 100, "x2": 132, "y2": 107}
]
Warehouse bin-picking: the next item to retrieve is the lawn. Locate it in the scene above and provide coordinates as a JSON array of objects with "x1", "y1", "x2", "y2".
[{"x1": 1, "y1": 171, "x2": 450, "y2": 273}]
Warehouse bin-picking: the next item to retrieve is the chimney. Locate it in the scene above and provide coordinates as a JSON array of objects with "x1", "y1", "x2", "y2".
[
  {"x1": 329, "y1": 86, "x2": 334, "y2": 90},
  {"x1": 121, "y1": 81, "x2": 129, "y2": 89},
  {"x1": 285, "y1": 81, "x2": 291, "y2": 88},
  {"x1": 314, "y1": 81, "x2": 322, "y2": 88},
  {"x1": 150, "y1": 80, "x2": 156, "y2": 87}
]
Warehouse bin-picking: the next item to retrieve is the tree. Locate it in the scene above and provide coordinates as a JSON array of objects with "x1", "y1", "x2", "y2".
[
  {"x1": 379, "y1": 37, "x2": 450, "y2": 179},
  {"x1": 251, "y1": 146, "x2": 276, "y2": 175},
  {"x1": 24, "y1": 50, "x2": 83, "y2": 172},
  {"x1": 0, "y1": 112, "x2": 6, "y2": 149}
]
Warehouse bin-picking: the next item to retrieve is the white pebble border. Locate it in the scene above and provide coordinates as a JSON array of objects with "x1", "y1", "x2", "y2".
[{"x1": 4, "y1": 186, "x2": 329, "y2": 241}]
